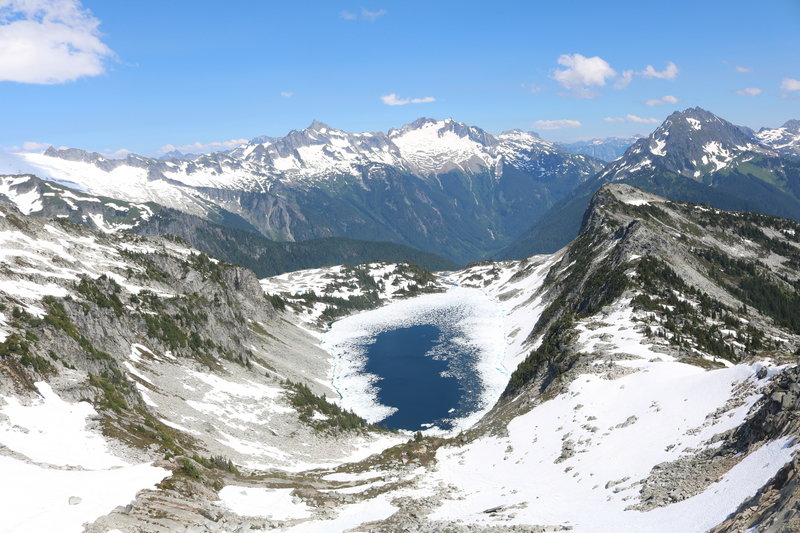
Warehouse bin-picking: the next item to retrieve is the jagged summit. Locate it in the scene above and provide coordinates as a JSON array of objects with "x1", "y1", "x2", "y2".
[
  {"x1": 307, "y1": 119, "x2": 333, "y2": 132},
  {"x1": 756, "y1": 118, "x2": 800, "y2": 157},
  {"x1": 782, "y1": 119, "x2": 800, "y2": 132},
  {"x1": 597, "y1": 107, "x2": 767, "y2": 183}
]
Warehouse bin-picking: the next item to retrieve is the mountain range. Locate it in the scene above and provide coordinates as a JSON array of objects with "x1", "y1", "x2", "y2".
[
  {"x1": 501, "y1": 109, "x2": 800, "y2": 258},
  {"x1": 1, "y1": 118, "x2": 603, "y2": 263},
  {"x1": 1, "y1": 109, "x2": 799, "y2": 268}
]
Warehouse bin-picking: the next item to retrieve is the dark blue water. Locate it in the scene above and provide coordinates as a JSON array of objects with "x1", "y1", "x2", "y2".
[{"x1": 363, "y1": 324, "x2": 478, "y2": 431}]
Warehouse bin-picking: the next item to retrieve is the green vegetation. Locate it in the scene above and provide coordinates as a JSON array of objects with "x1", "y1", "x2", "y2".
[
  {"x1": 19, "y1": 352, "x2": 55, "y2": 374},
  {"x1": 0, "y1": 332, "x2": 31, "y2": 358},
  {"x1": 697, "y1": 248, "x2": 800, "y2": 334},
  {"x1": 191, "y1": 454, "x2": 239, "y2": 474},
  {"x1": 180, "y1": 457, "x2": 202, "y2": 479},
  {"x1": 633, "y1": 256, "x2": 758, "y2": 359},
  {"x1": 266, "y1": 293, "x2": 286, "y2": 311},
  {"x1": 88, "y1": 370, "x2": 130, "y2": 413},
  {"x1": 128, "y1": 412, "x2": 181, "y2": 454},
  {"x1": 284, "y1": 380, "x2": 372, "y2": 432},
  {"x1": 184, "y1": 252, "x2": 226, "y2": 284},
  {"x1": 74, "y1": 275, "x2": 124, "y2": 316},
  {"x1": 120, "y1": 250, "x2": 170, "y2": 283},
  {"x1": 42, "y1": 297, "x2": 112, "y2": 361},
  {"x1": 505, "y1": 315, "x2": 577, "y2": 397}
]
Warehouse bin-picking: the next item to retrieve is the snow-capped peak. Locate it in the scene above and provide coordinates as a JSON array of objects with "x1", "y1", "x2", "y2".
[
  {"x1": 387, "y1": 118, "x2": 498, "y2": 175},
  {"x1": 756, "y1": 119, "x2": 800, "y2": 157},
  {"x1": 598, "y1": 108, "x2": 774, "y2": 182}
]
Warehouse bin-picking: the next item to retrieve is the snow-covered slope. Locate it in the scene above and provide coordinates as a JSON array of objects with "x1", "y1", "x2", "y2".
[
  {"x1": 757, "y1": 119, "x2": 800, "y2": 157},
  {"x1": 4, "y1": 182, "x2": 799, "y2": 532},
  {"x1": 7, "y1": 117, "x2": 593, "y2": 192},
  {"x1": 1, "y1": 118, "x2": 603, "y2": 263},
  {"x1": 598, "y1": 107, "x2": 771, "y2": 182}
]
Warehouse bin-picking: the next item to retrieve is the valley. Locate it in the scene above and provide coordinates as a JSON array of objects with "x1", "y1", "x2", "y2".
[{"x1": 1, "y1": 174, "x2": 799, "y2": 531}]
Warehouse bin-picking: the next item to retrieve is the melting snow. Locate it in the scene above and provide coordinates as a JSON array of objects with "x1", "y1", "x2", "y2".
[{"x1": 218, "y1": 486, "x2": 312, "y2": 520}]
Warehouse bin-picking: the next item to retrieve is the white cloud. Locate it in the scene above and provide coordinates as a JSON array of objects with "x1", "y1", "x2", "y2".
[
  {"x1": 340, "y1": 8, "x2": 386, "y2": 22},
  {"x1": 644, "y1": 95, "x2": 679, "y2": 106},
  {"x1": 614, "y1": 69, "x2": 634, "y2": 89},
  {"x1": 3, "y1": 140, "x2": 51, "y2": 152},
  {"x1": 552, "y1": 53, "x2": 616, "y2": 92},
  {"x1": 736, "y1": 87, "x2": 761, "y2": 96},
  {"x1": 361, "y1": 8, "x2": 386, "y2": 21},
  {"x1": 101, "y1": 147, "x2": 131, "y2": 158},
  {"x1": 640, "y1": 61, "x2": 679, "y2": 80},
  {"x1": 380, "y1": 93, "x2": 435, "y2": 106},
  {"x1": 780, "y1": 78, "x2": 800, "y2": 92},
  {"x1": 532, "y1": 119, "x2": 581, "y2": 130},
  {"x1": 280, "y1": 91, "x2": 293, "y2": 98},
  {"x1": 21, "y1": 141, "x2": 51, "y2": 151},
  {"x1": 735, "y1": 65, "x2": 751, "y2": 73},
  {"x1": 0, "y1": 0, "x2": 115, "y2": 84},
  {"x1": 604, "y1": 114, "x2": 659, "y2": 124},
  {"x1": 157, "y1": 139, "x2": 248, "y2": 155}
]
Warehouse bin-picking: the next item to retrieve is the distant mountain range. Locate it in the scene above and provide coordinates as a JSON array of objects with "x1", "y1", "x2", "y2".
[
  {"x1": 1, "y1": 118, "x2": 602, "y2": 263},
  {"x1": 559, "y1": 136, "x2": 641, "y2": 161},
  {"x1": 501, "y1": 108, "x2": 800, "y2": 259},
  {"x1": 1, "y1": 110, "x2": 798, "y2": 266}
]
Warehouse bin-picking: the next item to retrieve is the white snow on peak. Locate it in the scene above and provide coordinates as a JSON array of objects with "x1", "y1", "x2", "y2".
[
  {"x1": 756, "y1": 124, "x2": 800, "y2": 154},
  {"x1": 389, "y1": 119, "x2": 497, "y2": 176},
  {"x1": 702, "y1": 141, "x2": 734, "y2": 171},
  {"x1": 687, "y1": 118, "x2": 702, "y2": 130},
  {"x1": 650, "y1": 137, "x2": 667, "y2": 157},
  {"x1": 0, "y1": 176, "x2": 43, "y2": 215}
]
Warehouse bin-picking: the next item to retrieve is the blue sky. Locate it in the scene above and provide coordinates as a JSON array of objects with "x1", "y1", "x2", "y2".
[{"x1": 1, "y1": 0, "x2": 799, "y2": 156}]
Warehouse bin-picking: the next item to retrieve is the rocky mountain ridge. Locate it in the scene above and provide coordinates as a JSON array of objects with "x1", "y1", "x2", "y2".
[
  {"x1": 2, "y1": 118, "x2": 603, "y2": 263},
  {"x1": 502, "y1": 107, "x2": 800, "y2": 259}
]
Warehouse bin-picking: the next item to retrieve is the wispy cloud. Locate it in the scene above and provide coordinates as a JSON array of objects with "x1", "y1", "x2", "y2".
[
  {"x1": 640, "y1": 61, "x2": 679, "y2": 80},
  {"x1": 532, "y1": 119, "x2": 581, "y2": 130},
  {"x1": 614, "y1": 69, "x2": 634, "y2": 89},
  {"x1": 735, "y1": 65, "x2": 751, "y2": 73},
  {"x1": 644, "y1": 95, "x2": 679, "y2": 106},
  {"x1": 280, "y1": 91, "x2": 293, "y2": 98},
  {"x1": 158, "y1": 138, "x2": 248, "y2": 155},
  {"x1": 340, "y1": 8, "x2": 386, "y2": 22},
  {"x1": 361, "y1": 8, "x2": 386, "y2": 21},
  {"x1": 380, "y1": 93, "x2": 435, "y2": 106},
  {"x1": 101, "y1": 147, "x2": 132, "y2": 158},
  {"x1": 604, "y1": 114, "x2": 659, "y2": 124},
  {"x1": 3, "y1": 141, "x2": 52, "y2": 152},
  {"x1": 736, "y1": 87, "x2": 762, "y2": 96},
  {"x1": 781, "y1": 78, "x2": 800, "y2": 92},
  {"x1": 0, "y1": 0, "x2": 115, "y2": 84},
  {"x1": 552, "y1": 54, "x2": 615, "y2": 98}
]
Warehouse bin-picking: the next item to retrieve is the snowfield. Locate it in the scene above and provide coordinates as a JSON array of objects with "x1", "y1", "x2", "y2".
[
  {"x1": 0, "y1": 383, "x2": 169, "y2": 533},
  {"x1": 419, "y1": 355, "x2": 793, "y2": 532}
]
